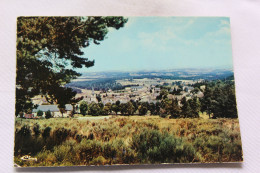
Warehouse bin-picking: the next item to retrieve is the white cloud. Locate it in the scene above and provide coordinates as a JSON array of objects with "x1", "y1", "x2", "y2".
[{"x1": 137, "y1": 23, "x2": 179, "y2": 51}]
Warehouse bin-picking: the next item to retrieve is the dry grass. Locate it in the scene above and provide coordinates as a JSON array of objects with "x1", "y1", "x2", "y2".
[{"x1": 14, "y1": 115, "x2": 243, "y2": 166}]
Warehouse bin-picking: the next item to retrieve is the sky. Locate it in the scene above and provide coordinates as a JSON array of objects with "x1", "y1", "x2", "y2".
[{"x1": 79, "y1": 17, "x2": 233, "y2": 72}]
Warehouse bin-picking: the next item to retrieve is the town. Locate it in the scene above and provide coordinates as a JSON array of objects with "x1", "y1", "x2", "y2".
[
  {"x1": 77, "y1": 78, "x2": 204, "y2": 105},
  {"x1": 26, "y1": 77, "x2": 205, "y2": 118}
]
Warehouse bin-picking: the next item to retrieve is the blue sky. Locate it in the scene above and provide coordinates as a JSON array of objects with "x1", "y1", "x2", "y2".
[{"x1": 79, "y1": 17, "x2": 233, "y2": 72}]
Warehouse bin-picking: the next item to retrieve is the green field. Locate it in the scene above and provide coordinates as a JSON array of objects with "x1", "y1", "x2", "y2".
[{"x1": 14, "y1": 115, "x2": 243, "y2": 167}]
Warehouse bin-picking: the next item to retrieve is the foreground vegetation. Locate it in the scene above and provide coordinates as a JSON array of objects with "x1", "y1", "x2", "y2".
[{"x1": 14, "y1": 115, "x2": 243, "y2": 166}]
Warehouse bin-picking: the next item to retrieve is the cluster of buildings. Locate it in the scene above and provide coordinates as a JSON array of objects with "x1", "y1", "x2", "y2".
[
  {"x1": 23, "y1": 100, "x2": 73, "y2": 119},
  {"x1": 22, "y1": 78, "x2": 204, "y2": 119},
  {"x1": 80, "y1": 78, "x2": 204, "y2": 105}
]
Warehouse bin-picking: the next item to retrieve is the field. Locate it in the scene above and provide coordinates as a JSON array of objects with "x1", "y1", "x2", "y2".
[{"x1": 14, "y1": 115, "x2": 243, "y2": 167}]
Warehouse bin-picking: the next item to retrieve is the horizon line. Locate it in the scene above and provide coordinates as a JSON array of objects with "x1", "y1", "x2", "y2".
[{"x1": 78, "y1": 66, "x2": 234, "y2": 74}]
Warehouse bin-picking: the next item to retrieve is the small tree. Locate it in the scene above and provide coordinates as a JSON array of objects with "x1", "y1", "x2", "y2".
[
  {"x1": 149, "y1": 102, "x2": 156, "y2": 115},
  {"x1": 181, "y1": 97, "x2": 193, "y2": 118},
  {"x1": 169, "y1": 99, "x2": 181, "y2": 118},
  {"x1": 80, "y1": 101, "x2": 88, "y2": 116},
  {"x1": 45, "y1": 110, "x2": 52, "y2": 119},
  {"x1": 37, "y1": 110, "x2": 43, "y2": 117},
  {"x1": 89, "y1": 102, "x2": 101, "y2": 116},
  {"x1": 96, "y1": 94, "x2": 102, "y2": 102},
  {"x1": 126, "y1": 102, "x2": 135, "y2": 115},
  {"x1": 103, "y1": 102, "x2": 112, "y2": 115},
  {"x1": 120, "y1": 103, "x2": 128, "y2": 115},
  {"x1": 138, "y1": 103, "x2": 148, "y2": 115},
  {"x1": 112, "y1": 101, "x2": 121, "y2": 115}
]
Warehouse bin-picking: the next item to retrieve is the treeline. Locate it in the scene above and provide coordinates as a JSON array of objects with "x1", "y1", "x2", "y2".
[
  {"x1": 79, "y1": 79, "x2": 238, "y2": 119},
  {"x1": 66, "y1": 78, "x2": 124, "y2": 91},
  {"x1": 200, "y1": 80, "x2": 237, "y2": 118}
]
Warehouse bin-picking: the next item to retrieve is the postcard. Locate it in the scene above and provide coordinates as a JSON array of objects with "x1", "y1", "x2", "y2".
[{"x1": 14, "y1": 16, "x2": 243, "y2": 167}]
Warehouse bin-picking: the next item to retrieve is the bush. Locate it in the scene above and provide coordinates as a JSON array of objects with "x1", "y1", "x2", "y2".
[
  {"x1": 79, "y1": 101, "x2": 88, "y2": 116},
  {"x1": 74, "y1": 139, "x2": 102, "y2": 165},
  {"x1": 45, "y1": 110, "x2": 52, "y2": 119},
  {"x1": 53, "y1": 145, "x2": 71, "y2": 163},
  {"x1": 90, "y1": 156, "x2": 107, "y2": 165},
  {"x1": 42, "y1": 127, "x2": 51, "y2": 139},
  {"x1": 131, "y1": 129, "x2": 197, "y2": 163},
  {"x1": 37, "y1": 110, "x2": 43, "y2": 117},
  {"x1": 14, "y1": 125, "x2": 32, "y2": 155},
  {"x1": 33, "y1": 123, "x2": 40, "y2": 137},
  {"x1": 36, "y1": 150, "x2": 57, "y2": 166}
]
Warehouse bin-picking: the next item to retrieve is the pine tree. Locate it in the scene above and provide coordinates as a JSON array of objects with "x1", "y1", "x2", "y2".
[{"x1": 16, "y1": 17, "x2": 127, "y2": 115}]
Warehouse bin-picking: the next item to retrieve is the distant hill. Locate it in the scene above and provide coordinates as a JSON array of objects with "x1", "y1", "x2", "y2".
[{"x1": 66, "y1": 68, "x2": 234, "y2": 90}]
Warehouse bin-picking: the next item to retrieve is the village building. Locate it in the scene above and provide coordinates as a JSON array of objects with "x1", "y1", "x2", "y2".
[{"x1": 31, "y1": 104, "x2": 73, "y2": 118}]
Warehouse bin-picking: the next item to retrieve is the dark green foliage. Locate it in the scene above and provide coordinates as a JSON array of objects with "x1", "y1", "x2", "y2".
[
  {"x1": 138, "y1": 102, "x2": 148, "y2": 115},
  {"x1": 130, "y1": 99, "x2": 139, "y2": 114},
  {"x1": 112, "y1": 101, "x2": 121, "y2": 115},
  {"x1": 53, "y1": 128, "x2": 71, "y2": 146},
  {"x1": 181, "y1": 97, "x2": 192, "y2": 118},
  {"x1": 89, "y1": 102, "x2": 101, "y2": 116},
  {"x1": 96, "y1": 94, "x2": 102, "y2": 102},
  {"x1": 67, "y1": 78, "x2": 124, "y2": 91},
  {"x1": 42, "y1": 127, "x2": 51, "y2": 139},
  {"x1": 37, "y1": 110, "x2": 43, "y2": 117},
  {"x1": 149, "y1": 102, "x2": 156, "y2": 115},
  {"x1": 14, "y1": 125, "x2": 43, "y2": 156},
  {"x1": 120, "y1": 103, "x2": 127, "y2": 115},
  {"x1": 79, "y1": 101, "x2": 88, "y2": 116},
  {"x1": 126, "y1": 102, "x2": 135, "y2": 115},
  {"x1": 201, "y1": 80, "x2": 238, "y2": 118},
  {"x1": 187, "y1": 97, "x2": 200, "y2": 118},
  {"x1": 155, "y1": 102, "x2": 161, "y2": 115},
  {"x1": 162, "y1": 98, "x2": 181, "y2": 118},
  {"x1": 14, "y1": 125, "x2": 31, "y2": 155},
  {"x1": 33, "y1": 123, "x2": 40, "y2": 137},
  {"x1": 45, "y1": 110, "x2": 52, "y2": 119},
  {"x1": 103, "y1": 102, "x2": 112, "y2": 115},
  {"x1": 16, "y1": 16, "x2": 128, "y2": 115},
  {"x1": 156, "y1": 89, "x2": 168, "y2": 100},
  {"x1": 180, "y1": 97, "x2": 199, "y2": 118}
]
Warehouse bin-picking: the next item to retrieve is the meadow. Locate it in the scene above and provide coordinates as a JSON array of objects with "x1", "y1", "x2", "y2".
[{"x1": 14, "y1": 115, "x2": 243, "y2": 167}]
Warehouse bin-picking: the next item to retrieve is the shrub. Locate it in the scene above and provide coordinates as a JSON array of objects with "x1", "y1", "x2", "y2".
[
  {"x1": 45, "y1": 110, "x2": 52, "y2": 119},
  {"x1": 53, "y1": 145, "x2": 71, "y2": 163},
  {"x1": 79, "y1": 101, "x2": 88, "y2": 116},
  {"x1": 36, "y1": 150, "x2": 57, "y2": 166},
  {"x1": 131, "y1": 129, "x2": 197, "y2": 163},
  {"x1": 90, "y1": 156, "x2": 107, "y2": 165},
  {"x1": 33, "y1": 123, "x2": 40, "y2": 137},
  {"x1": 53, "y1": 128, "x2": 71, "y2": 145},
  {"x1": 37, "y1": 110, "x2": 43, "y2": 117},
  {"x1": 102, "y1": 142, "x2": 118, "y2": 164},
  {"x1": 74, "y1": 139, "x2": 102, "y2": 165},
  {"x1": 14, "y1": 125, "x2": 32, "y2": 155},
  {"x1": 42, "y1": 127, "x2": 51, "y2": 139}
]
